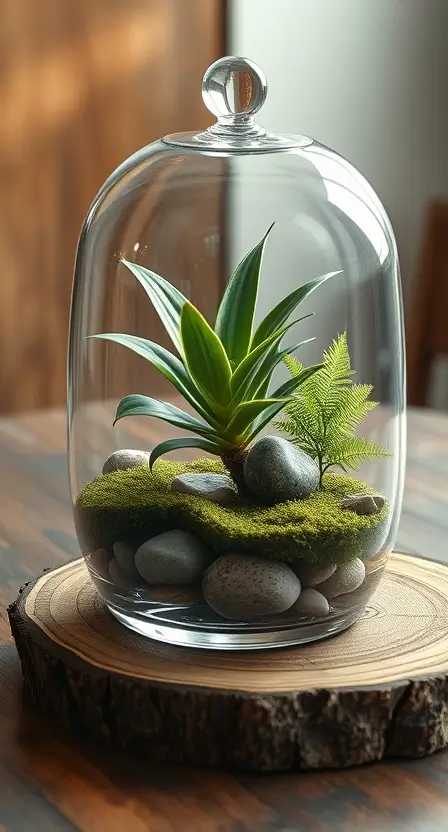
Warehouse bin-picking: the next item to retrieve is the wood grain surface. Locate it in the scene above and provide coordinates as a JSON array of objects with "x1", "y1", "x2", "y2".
[
  {"x1": 8, "y1": 553, "x2": 448, "y2": 772},
  {"x1": 1, "y1": 406, "x2": 448, "y2": 829},
  {"x1": 0, "y1": 0, "x2": 224, "y2": 415}
]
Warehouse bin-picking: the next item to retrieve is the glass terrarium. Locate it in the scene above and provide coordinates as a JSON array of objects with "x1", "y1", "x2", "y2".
[{"x1": 68, "y1": 56, "x2": 405, "y2": 650}]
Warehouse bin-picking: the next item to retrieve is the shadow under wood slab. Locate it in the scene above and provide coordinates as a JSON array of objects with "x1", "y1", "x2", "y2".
[{"x1": 7, "y1": 553, "x2": 448, "y2": 772}]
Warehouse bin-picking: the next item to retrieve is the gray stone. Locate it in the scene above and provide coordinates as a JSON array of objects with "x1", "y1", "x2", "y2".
[
  {"x1": 295, "y1": 562, "x2": 337, "y2": 587},
  {"x1": 102, "y1": 449, "x2": 149, "y2": 475},
  {"x1": 109, "y1": 557, "x2": 139, "y2": 589},
  {"x1": 113, "y1": 540, "x2": 139, "y2": 578},
  {"x1": 135, "y1": 529, "x2": 211, "y2": 586},
  {"x1": 372, "y1": 494, "x2": 385, "y2": 510},
  {"x1": 318, "y1": 558, "x2": 366, "y2": 599},
  {"x1": 171, "y1": 473, "x2": 237, "y2": 506},
  {"x1": 341, "y1": 494, "x2": 383, "y2": 516},
  {"x1": 292, "y1": 588, "x2": 330, "y2": 617},
  {"x1": 202, "y1": 553, "x2": 301, "y2": 621},
  {"x1": 243, "y1": 435, "x2": 319, "y2": 504}
]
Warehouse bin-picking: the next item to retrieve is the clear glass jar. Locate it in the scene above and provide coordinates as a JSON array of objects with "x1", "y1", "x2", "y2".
[{"x1": 68, "y1": 57, "x2": 405, "y2": 649}]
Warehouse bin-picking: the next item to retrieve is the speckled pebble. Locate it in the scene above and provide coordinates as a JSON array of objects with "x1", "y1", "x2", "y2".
[
  {"x1": 102, "y1": 449, "x2": 149, "y2": 475},
  {"x1": 113, "y1": 540, "x2": 138, "y2": 577},
  {"x1": 171, "y1": 472, "x2": 237, "y2": 505},
  {"x1": 243, "y1": 435, "x2": 320, "y2": 504},
  {"x1": 318, "y1": 558, "x2": 366, "y2": 599},
  {"x1": 341, "y1": 494, "x2": 382, "y2": 516},
  {"x1": 135, "y1": 529, "x2": 211, "y2": 585},
  {"x1": 292, "y1": 588, "x2": 330, "y2": 617},
  {"x1": 202, "y1": 553, "x2": 301, "y2": 620},
  {"x1": 295, "y1": 562, "x2": 337, "y2": 587}
]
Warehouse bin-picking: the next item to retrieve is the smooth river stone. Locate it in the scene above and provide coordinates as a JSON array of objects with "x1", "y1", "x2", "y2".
[
  {"x1": 135, "y1": 529, "x2": 211, "y2": 586},
  {"x1": 171, "y1": 473, "x2": 237, "y2": 505},
  {"x1": 202, "y1": 553, "x2": 301, "y2": 621},
  {"x1": 102, "y1": 449, "x2": 149, "y2": 475},
  {"x1": 243, "y1": 435, "x2": 319, "y2": 504},
  {"x1": 295, "y1": 562, "x2": 337, "y2": 587},
  {"x1": 318, "y1": 558, "x2": 366, "y2": 599},
  {"x1": 341, "y1": 494, "x2": 383, "y2": 516},
  {"x1": 292, "y1": 588, "x2": 330, "y2": 617},
  {"x1": 109, "y1": 557, "x2": 139, "y2": 590},
  {"x1": 113, "y1": 541, "x2": 139, "y2": 577}
]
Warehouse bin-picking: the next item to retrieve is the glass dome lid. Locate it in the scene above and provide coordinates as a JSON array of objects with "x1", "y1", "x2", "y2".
[
  {"x1": 68, "y1": 56, "x2": 405, "y2": 650},
  {"x1": 164, "y1": 55, "x2": 310, "y2": 151}
]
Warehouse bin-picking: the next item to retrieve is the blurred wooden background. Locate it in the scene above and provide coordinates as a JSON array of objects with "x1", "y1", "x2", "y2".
[{"x1": 0, "y1": 0, "x2": 225, "y2": 414}]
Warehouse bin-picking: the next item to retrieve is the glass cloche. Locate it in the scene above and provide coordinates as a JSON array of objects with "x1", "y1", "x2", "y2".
[{"x1": 68, "y1": 56, "x2": 405, "y2": 649}]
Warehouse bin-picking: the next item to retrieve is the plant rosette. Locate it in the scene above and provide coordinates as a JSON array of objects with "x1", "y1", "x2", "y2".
[{"x1": 89, "y1": 225, "x2": 340, "y2": 489}]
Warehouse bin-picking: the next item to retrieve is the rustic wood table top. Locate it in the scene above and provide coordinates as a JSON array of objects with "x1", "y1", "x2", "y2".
[{"x1": 1, "y1": 406, "x2": 448, "y2": 832}]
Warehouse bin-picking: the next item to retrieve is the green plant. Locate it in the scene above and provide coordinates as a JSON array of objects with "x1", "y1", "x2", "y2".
[
  {"x1": 90, "y1": 225, "x2": 339, "y2": 487},
  {"x1": 274, "y1": 332, "x2": 390, "y2": 485}
]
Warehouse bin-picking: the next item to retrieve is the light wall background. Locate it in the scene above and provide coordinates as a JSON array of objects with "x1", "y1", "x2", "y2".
[{"x1": 230, "y1": 0, "x2": 448, "y2": 309}]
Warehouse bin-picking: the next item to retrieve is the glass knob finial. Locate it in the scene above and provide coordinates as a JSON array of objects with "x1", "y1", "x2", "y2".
[{"x1": 202, "y1": 56, "x2": 267, "y2": 124}]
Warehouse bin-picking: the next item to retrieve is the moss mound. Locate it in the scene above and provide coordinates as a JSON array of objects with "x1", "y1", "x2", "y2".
[{"x1": 75, "y1": 459, "x2": 388, "y2": 568}]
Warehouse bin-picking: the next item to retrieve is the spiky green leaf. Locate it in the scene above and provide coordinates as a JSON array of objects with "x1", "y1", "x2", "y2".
[
  {"x1": 215, "y1": 224, "x2": 274, "y2": 365},
  {"x1": 230, "y1": 317, "x2": 313, "y2": 403},
  {"x1": 88, "y1": 333, "x2": 216, "y2": 423},
  {"x1": 149, "y1": 437, "x2": 223, "y2": 470},
  {"x1": 225, "y1": 398, "x2": 286, "y2": 441},
  {"x1": 252, "y1": 271, "x2": 341, "y2": 349},
  {"x1": 121, "y1": 259, "x2": 187, "y2": 354},
  {"x1": 114, "y1": 394, "x2": 218, "y2": 439},
  {"x1": 180, "y1": 303, "x2": 232, "y2": 407},
  {"x1": 244, "y1": 399, "x2": 294, "y2": 444}
]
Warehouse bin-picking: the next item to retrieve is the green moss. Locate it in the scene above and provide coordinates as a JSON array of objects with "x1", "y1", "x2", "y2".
[{"x1": 75, "y1": 458, "x2": 389, "y2": 568}]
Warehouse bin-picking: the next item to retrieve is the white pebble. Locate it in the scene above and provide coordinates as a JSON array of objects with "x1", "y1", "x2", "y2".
[
  {"x1": 293, "y1": 588, "x2": 330, "y2": 617},
  {"x1": 102, "y1": 449, "x2": 149, "y2": 475}
]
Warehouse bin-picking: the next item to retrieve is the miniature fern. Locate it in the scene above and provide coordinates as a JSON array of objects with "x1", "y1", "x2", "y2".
[{"x1": 274, "y1": 333, "x2": 390, "y2": 484}]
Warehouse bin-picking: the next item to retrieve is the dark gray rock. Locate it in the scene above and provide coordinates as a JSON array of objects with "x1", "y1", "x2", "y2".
[
  {"x1": 243, "y1": 435, "x2": 319, "y2": 504},
  {"x1": 292, "y1": 588, "x2": 330, "y2": 617},
  {"x1": 135, "y1": 529, "x2": 211, "y2": 586},
  {"x1": 341, "y1": 494, "x2": 383, "y2": 516},
  {"x1": 113, "y1": 541, "x2": 139, "y2": 578},
  {"x1": 109, "y1": 557, "x2": 140, "y2": 589},
  {"x1": 372, "y1": 494, "x2": 385, "y2": 510},
  {"x1": 171, "y1": 473, "x2": 237, "y2": 506},
  {"x1": 295, "y1": 562, "x2": 337, "y2": 587},
  {"x1": 318, "y1": 558, "x2": 366, "y2": 599},
  {"x1": 102, "y1": 449, "x2": 149, "y2": 475},
  {"x1": 202, "y1": 553, "x2": 301, "y2": 620}
]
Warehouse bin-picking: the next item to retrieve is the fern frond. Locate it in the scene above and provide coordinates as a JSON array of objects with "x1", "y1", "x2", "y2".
[
  {"x1": 284, "y1": 354, "x2": 305, "y2": 377},
  {"x1": 322, "y1": 333, "x2": 353, "y2": 382},
  {"x1": 323, "y1": 436, "x2": 392, "y2": 471},
  {"x1": 325, "y1": 384, "x2": 377, "y2": 439},
  {"x1": 275, "y1": 332, "x2": 391, "y2": 483}
]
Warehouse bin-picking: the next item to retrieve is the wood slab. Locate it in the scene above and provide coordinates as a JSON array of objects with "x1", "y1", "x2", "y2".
[{"x1": 8, "y1": 552, "x2": 448, "y2": 772}]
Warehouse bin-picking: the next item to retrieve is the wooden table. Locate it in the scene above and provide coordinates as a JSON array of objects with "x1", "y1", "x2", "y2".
[{"x1": 1, "y1": 406, "x2": 447, "y2": 832}]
